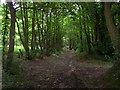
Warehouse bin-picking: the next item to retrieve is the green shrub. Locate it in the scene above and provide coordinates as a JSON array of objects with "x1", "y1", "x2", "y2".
[
  {"x1": 103, "y1": 68, "x2": 120, "y2": 88},
  {"x1": 2, "y1": 58, "x2": 26, "y2": 88},
  {"x1": 2, "y1": 71, "x2": 19, "y2": 88}
]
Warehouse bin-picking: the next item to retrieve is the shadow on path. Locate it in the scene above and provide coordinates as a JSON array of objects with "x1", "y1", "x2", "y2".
[{"x1": 24, "y1": 50, "x2": 111, "y2": 88}]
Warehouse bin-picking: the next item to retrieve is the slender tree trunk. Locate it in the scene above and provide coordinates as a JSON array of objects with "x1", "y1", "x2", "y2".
[
  {"x1": 83, "y1": 7, "x2": 91, "y2": 53},
  {"x1": 31, "y1": 3, "x2": 35, "y2": 51},
  {"x1": 36, "y1": 11, "x2": 43, "y2": 52},
  {"x1": 24, "y1": 3, "x2": 29, "y2": 53},
  {"x1": 53, "y1": 12, "x2": 56, "y2": 51},
  {"x1": 44, "y1": 11, "x2": 47, "y2": 55},
  {"x1": 7, "y1": 2, "x2": 16, "y2": 63},
  {"x1": 16, "y1": 19, "x2": 24, "y2": 49},
  {"x1": 3, "y1": 4, "x2": 8, "y2": 69},
  {"x1": 94, "y1": 8, "x2": 99, "y2": 51},
  {"x1": 49, "y1": 11, "x2": 52, "y2": 52},
  {"x1": 69, "y1": 38, "x2": 72, "y2": 50},
  {"x1": 41, "y1": 9, "x2": 45, "y2": 55},
  {"x1": 19, "y1": 2, "x2": 25, "y2": 49},
  {"x1": 45, "y1": 10, "x2": 50, "y2": 56},
  {"x1": 20, "y1": 2, "x2": 30, "y2": 58},
  {"x1": 86, "y1": 14, "x2": 92, "y2": 52},
  {"x1": 78, "y1": 4, "x2": 83, "y2": 52}
]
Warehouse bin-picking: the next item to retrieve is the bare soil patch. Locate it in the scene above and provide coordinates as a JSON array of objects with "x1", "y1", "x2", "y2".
[{"x1": 23, "y1": 50, "x2": 112, "y2": 88}]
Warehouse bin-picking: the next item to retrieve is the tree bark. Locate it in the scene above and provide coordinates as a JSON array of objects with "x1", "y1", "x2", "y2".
[
  {"x1": 16, "y1": 19, "x2": 24, "y2": 49},
  {"x1": 83, "y1": 7, "x2": 91, "y2": 53},
  {"x1": 36, "y1": 11, "x2": 43, "y2": 52},
  {"x1": 104, "y1": 2, "x2": 120, "y2": 69},
  {"x1": 20, "y1": 2, "x2": 30, "y2": 58},
  {"x1": 104, "y1": 2, "x2": 118, "y2": 50},
  {"x1": 24, "y1": 3, "x2": 29, "y2": 54},
  {"x1": 3, "y1": 4, "x2": 8, "y2": 69},
  {"x1": 31, "y1": 3, "x2": 35, "y2": 51},
  {"x1": 7, "y1": 2, "x2": 16, "y2": 63},
  {"x1": 41, "y1": 9, "x2": 45, "y2": 55}
]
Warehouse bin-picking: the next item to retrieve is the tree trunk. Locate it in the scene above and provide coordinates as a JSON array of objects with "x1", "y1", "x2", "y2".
[
  {"x1": 104, "y1": 2, "x2": 118, "y2": 50},
  {"x1": 104, "y1": 2, "x2": 120, "y2": 72},
  {"x1": 83, "y1": 7, "x2": 91, "y2": 53},
  {"x1": 78, "y1": 5, "x2": 83, "y2": 52},
  {"x1": 7, "y1": 2, "x2": 16, "y2": 63},
  {"x1": 16, "y1": 19, "x2": 24, "y2": 49},
  {"x1": 24, "y1": 3, "x2": 29, "y2": 55},
  {"x1": 3, "y1": 4, "x2": 8, "y2": 69},
  {"x1": 41, "y1": 9, "x2": 45, "y2": 55},
  {"x1": 31, "y1": 3, "x2": 35, "y2": 51},
  {"x1": 20, "y1": 2, "x2": 30, "y2": 58},
  {"x1": 45, "y1": 10, "x2": 50, "y2": 56},
  {"x1": 36, "y1": 11, "x2": 43, "y2": 52}
]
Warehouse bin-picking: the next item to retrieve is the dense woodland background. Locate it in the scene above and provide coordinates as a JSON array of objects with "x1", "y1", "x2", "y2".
[{"x1": 0, "y1": 1, "x2": 120, "y2": 88}]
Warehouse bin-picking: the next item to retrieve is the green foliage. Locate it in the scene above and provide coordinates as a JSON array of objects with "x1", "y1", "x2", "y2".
[
  {"x1": 76, "y1": 51, "x2": 114, "y2": 66},
  {"x1": 29, "y1": 49, "x2": 43, "y2": 60},
  {"x1": 1, "y1": 2, "x2": 120, "y2": 88},
  {"x1": 103, "y1": 67, "x2": 120, "y2": 88},
  {"x1": 3, "y1": 71, "x2": 18, "y2": 88},
  {"x1": 76, "y1": 43, "x2": 83, "y2": 52},
  {"x1": 76, "y1": 51, "x2": 103, "y2": 60},
  {"x1": 2, "y1": 71, "x2": 23, "y2": 88},
  {"x1": 2, "y1": 58, "x2": 26, "y2": 88},
  {"x1": 2, "y1": 2, "x2": 118, "y2": 61},
  {"x1": 53, "y1": 50, "x2": 63, "y2": 56}
]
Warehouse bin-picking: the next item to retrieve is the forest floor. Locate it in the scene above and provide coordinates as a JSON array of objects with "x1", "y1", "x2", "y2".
[{"x1": 23, "y1": 50, "x2": 112, "y2": 88}]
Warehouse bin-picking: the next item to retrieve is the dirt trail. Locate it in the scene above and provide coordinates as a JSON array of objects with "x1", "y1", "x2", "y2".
[{"x1": 24, "y1": 50, "x2": 112, "y2": 88}]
